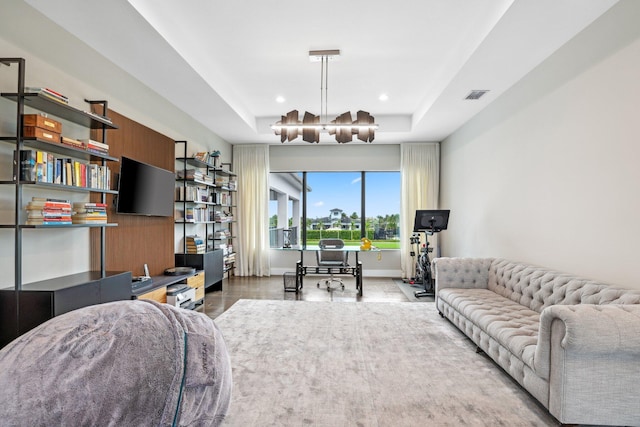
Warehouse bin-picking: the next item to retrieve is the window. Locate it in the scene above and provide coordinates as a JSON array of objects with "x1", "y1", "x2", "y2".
[
  {"x1": 270, "y1": 171, "x2": 400, "y2": 249},
  {"x1": 364, "y1": 172, "x2": 400, "y2": 249}
]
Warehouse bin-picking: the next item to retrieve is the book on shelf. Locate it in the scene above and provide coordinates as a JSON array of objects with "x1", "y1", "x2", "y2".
[
  {"x1": 81, "y1": 138, "x2": 109, "y2": 154},
  {"x1": 19, "y1": 150, "x2": 36, "y2": 181},
  {"x1": 72, "y1": 212, "x2": 107, "y2": 224},
  {"x1": 26, "y1": 219, "x2": 73, "y2": 226},
  {"x1": 25, "y1": 87, "x2": 69, "y2": 104},
  {"x1": 191, "y1": 151, "x2": 220, "y2": 166},
  {"x1": 26, "y1": 197, "x2": 71, "y2": 208},
  {"x1": 60, "y1": 136, "x2": 86, "y2": 150},
  {"x1": 214, "y1": 211, "x2": 233, "y2": 222},
  {"x1": 82, "y1": 110, "x2": 113, "y2": 124},
  {"x1": 176, "y1": 169, "x2": 205, "y2": 181},
  {"x1": 193, "y1": 152, "x2": 209, "y2": 163}
]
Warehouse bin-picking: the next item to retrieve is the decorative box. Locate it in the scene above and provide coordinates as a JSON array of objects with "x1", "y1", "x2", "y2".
[
  {"x1": 23, "y1": 114, "x2": 62, "y2": 134},
  {"x1": 22, "y1": 126, "x2": 60, "y2": 143}
]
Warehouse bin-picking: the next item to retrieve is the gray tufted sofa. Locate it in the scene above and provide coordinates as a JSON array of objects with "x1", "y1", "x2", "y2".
[{"x1": 433, "y1": 257, "x2": 640, "y2": 426}]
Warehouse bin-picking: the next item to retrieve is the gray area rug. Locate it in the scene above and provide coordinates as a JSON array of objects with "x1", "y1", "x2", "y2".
[{"x1": 215, "y1": 299, "x2": 557, "y2": 426}]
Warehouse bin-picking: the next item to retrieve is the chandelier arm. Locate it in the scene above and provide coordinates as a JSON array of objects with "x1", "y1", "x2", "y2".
[
  {"x1": 320, "y1": 56, "x2": 323, "y2": 122},
  {"x1": 324, "y1": 56, "x2": 328, "y2": 123}
]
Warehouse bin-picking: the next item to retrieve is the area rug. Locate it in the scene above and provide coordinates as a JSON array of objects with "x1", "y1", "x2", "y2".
[
  {"x1": 214, "y1": 300, "x2": 557, "y2": 426},
  {"x1": 393, "y1": 278, "x2": 435, "y2": 302}
]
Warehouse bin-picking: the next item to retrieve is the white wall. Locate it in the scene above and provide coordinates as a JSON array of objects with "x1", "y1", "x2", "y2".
[
  {"x1": 0, "y1": 1, "x2": 232, "y2": 284},
  {"x1": 269, "y1": 144, "x2": 402, "y2": 277},
  {"x1": 270, "y1": 144, "x2": 400, "y2": 172},
  {"x1": 440, "y1": 0, "x2": 640, "y2": 290}
]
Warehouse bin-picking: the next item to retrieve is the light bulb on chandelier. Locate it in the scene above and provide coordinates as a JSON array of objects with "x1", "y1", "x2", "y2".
[{"x1": 271, "y1": 49, "x2": 378, "y2": 143}]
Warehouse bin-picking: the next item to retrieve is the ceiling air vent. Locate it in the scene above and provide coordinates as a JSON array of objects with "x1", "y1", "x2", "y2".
[{"x1": 465, "y1": 90, "x2": 489, "y2": 100}]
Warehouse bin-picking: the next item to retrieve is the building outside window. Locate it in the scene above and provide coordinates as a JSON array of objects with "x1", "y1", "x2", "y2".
[{"x1": 269, "y1": 171, "x2": 400, "y2": 249}]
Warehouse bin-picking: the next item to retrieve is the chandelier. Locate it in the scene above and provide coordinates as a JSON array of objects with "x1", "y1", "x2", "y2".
[{"x1": 271, "y1": 50, "x2": 378, "y2": 143}]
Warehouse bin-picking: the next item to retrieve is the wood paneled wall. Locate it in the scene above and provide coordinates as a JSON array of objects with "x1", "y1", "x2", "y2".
[{"x1": 90, "y1": 110, "x2": 175, "y2": 277}]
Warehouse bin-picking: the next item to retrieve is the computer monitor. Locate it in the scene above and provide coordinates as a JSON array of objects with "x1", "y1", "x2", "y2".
[{"x1": 413, "y1": 210, "x2": 450, "y2": 232}]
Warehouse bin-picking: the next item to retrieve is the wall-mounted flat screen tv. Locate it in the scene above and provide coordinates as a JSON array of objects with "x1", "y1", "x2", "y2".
[{"x1": 116, "y1": 156, "x2": 174, "y2": 217}]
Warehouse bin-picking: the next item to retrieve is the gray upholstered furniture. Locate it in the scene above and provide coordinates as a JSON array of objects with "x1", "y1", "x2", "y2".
[
  {"x1": 0, "y1": 299, "x2": 232, "y2": 426},
  {"x1": 434, "y1": 257, "x2": 640, "y2": 426},
  {"x1": 316, "y1": 238, "x2": 349, "y2": 291}
]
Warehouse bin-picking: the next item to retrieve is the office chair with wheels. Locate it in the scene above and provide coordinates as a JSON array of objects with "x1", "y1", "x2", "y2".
[{"x1": 316, "y1": 238, "x2": 349, "y2": 291}]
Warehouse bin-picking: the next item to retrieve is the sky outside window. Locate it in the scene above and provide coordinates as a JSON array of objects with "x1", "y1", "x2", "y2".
[{"x1": 306, "y1": 172, "x2": 399, "y2": 219}]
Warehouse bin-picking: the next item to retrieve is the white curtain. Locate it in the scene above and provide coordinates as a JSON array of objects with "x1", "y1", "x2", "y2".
[
  {"x1": 233, "y1": 144, "x2": 271, "y2": 276},
  {"x1": 400, "y1": 143, "x2": 440, "y2": 279}
]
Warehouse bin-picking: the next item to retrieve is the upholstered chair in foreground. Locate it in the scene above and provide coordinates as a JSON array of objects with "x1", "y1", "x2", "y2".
[{"x1": 0, "y1": 299, "x2": 232, "y2": 426}]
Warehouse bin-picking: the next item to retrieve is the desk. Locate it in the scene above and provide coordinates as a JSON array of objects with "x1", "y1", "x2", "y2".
[{"x1": 286, "y1": 246, "x2": 377, "y2": 296}]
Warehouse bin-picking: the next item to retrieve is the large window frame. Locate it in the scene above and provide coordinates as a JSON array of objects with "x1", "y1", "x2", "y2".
[{"x1": 270, "y1": 171, "x2": 400, "y2": 249}]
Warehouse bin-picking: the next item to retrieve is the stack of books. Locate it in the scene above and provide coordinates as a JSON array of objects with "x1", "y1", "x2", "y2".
[
  {"x1": 25, "y1": 197, "x2": 72, "y2": 225},
  {"x1": 175, "y1": 186, "x2": 210, "y2": 203},
  {"x1": 176, "y1": 169, "x2": 205, "y2": 182},
  {"x1": 185, "y1": 235, "x2": 206, "y2": 254},
  {"x1": 72, "y1": 202, "x2": 108, "y2": 224},
  {"x1": 212, "y1": 229, "x2": 232, "y2": 240},
  {"x1": 214, "y1": 210, "x2": 233, "y2": 222},
  {"x1": 60, "y1": 137, "x2": 86, "y2": 150},
  {"x1": 192, "y1": 151, "x2": 219, "y2": 166},
  {"x1": 82, "y1": 139, "x2": 109, "y2": 155},
  {"x1": 25, "y1": 87, "x2": 69, "y2": 104}
]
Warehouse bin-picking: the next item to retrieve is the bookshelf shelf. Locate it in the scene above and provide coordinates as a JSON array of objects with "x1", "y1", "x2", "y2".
[
  {"x1": 0, "y1": 92, "x2": 118, "y2": 129},
  {"x1": 20, "y1": 181, "x2": 118, "y2": 194},
  {"x1": 19, "y1": 223, "x2": 118, "y2": 229},
  {"x1": 176, "y1": 201, "x2": 217, "y2": 206},
  {"x1": 175, "y1": 178, "x2": 217, "y2": 188},
  {"x1": 174, "y1": 220, "x2": 217, "y2": 224},
  {"x1": 0, "y1": 136, "x2": 118, "y2": 162}
]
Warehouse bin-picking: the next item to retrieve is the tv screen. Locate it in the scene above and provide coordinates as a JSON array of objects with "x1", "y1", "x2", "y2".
[
  {"x1": 116, "y1": 156, "x2": 174, "y2": 217},
  {"x1": 413, "y1": 209, "x2": 450, "y2": 232}
]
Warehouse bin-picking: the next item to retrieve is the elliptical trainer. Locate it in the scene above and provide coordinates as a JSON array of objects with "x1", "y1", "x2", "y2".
[{"x1": 409, "y1": 210, "x2": 450, "y2": 298}]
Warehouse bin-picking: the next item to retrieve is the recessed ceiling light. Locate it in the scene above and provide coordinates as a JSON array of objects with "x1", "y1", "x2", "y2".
[
  {"x1": 276, "y1": 96, "x2": 285, "y2": 103},
  {"x1": 379, "y1": 94, "x2": 389, "y2": 101}
]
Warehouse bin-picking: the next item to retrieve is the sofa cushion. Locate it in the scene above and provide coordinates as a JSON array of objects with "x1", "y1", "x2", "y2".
[
  {"x1": 488, "y1": 259, "x2": 640, "y2": 313},
  {"x1": 438, "y1": 288, "x2": 539, "y2": 372}
]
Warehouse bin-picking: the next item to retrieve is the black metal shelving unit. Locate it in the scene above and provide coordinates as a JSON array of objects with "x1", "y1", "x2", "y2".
[
  {"x1": 174, "y1": 140, "x2": 226, "y2": 291},
  {"x1": 0, "y1": 58, "x2": 129, "y2": 348}
]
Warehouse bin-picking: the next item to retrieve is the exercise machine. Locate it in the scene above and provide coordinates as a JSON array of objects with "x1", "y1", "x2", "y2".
[
  {"x1": 408, "y1": 232, "x2": 433, "y2": 296},
  {"x1": 410, "y1": 210, "x2": 450, "y2": 298}
]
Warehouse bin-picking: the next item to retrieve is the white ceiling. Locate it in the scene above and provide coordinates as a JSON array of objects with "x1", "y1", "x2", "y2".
[{"x1": 24, "y1": 0, "x2": 618, "y2": 145}]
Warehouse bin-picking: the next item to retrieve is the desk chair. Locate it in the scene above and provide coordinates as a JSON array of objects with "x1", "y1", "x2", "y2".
[{"x1": 316, "y1": 238, "x2": 349, "y2": 291}]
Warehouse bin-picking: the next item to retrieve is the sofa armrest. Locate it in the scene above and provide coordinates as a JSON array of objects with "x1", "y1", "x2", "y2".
[
  {"x1": 535, "y1": 304, "x2": 640, "y2": 425},
  {"x1": 538, "y1": 304, "x2": 640, "y2": 355},
  {"x1": 433, "y1": 257, "x2": 493, "y2": 293}
]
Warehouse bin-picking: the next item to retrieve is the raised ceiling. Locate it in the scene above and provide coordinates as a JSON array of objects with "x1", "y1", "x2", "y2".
[{"x1": 23, "y1": 0, "x2": 618, "y2": 144}]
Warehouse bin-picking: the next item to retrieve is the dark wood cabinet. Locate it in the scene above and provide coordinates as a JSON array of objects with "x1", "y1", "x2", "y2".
[
  {"x1": 0, "y1": 271, "x2": 132, "y2": 348},
  {"x1": 175, "y1": 250, "x2": 223, "y2": 291}
]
